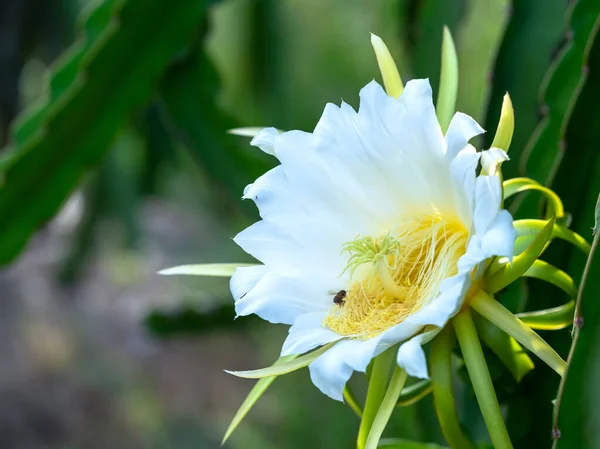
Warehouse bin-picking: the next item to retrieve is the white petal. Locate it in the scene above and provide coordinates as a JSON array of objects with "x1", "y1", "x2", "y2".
[
  {"x1": 243, "y1": 166, "x2": 295, "y2": 219},
  {"x1": 473, "y1": 175, "x2": 503, "y2": 235},
  {"x1": 396, "y1": 328, "x2": 440, "y2": 379},
  {"x1": 230, "y1": 265, "x2": 267, "y2": 300},
  {"x1": 481, "y1": 147, "x2": 509, "y2": 175},
  {"x1": 449, "y1": 144, "x2": 480, "y2": 226},
  {"x1": 445, "y1": 112, "x2": 485, "y2": 159},
  {"x1": 309, "y1": 338, "x2": 385, "y2": 401},
  {"x1": 281, "y1": 312, "x2": 340, "y2": 356},
  {"x1": 250, "y1": 127, "x2": 279, "y2": 155},
  {"x1": 234, "y1": 272, "x2": 330, "y2": 325},
  {"x1": 480, "y1": 209, "x2": 517, "y2": 260}
]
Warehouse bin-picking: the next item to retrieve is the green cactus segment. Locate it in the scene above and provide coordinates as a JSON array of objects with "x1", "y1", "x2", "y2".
[
  {"x1": 159, "y1": 49, "x2": 272, "y2": 199},
  {"x1": 520, "y1": 0, "x2": 600, "y2": 186},
  {"x1": 0, "y1": 0, "x2": 210, "y2": 263},
  {"x1": 484, "y1": 1, "x2": 567, "y2": 180}
]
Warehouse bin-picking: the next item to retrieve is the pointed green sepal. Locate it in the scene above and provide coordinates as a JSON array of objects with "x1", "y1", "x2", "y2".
[
  {"x1": 470, "y1": 291, "x2": 566, "y2": 376},
  {"x1": 516, "y1": 301, "x2": 575, "y2": 331},
  {"x1": 227, "y1": 127, "x2": 283, "y2": 137},
  {"x1": 395, "y1": 380, "x2": 432, "y2": 407},
  {"x1": 512, "y1": 219, "x2": 591, "y2": 255},
  {"x1": 436, "y1": 26, "x2": 458, "y2": 133},
  {"x1": 222, "y1": 354, "x2": 297, "y2": 444},
  {"x1": 365, "y1": 366, "x2": 409, "y2": 449},
  {"x1": 503, "y1": 177, "x2": 565, "y2": 218},
  {"x1": 158, "y1": 263, "x2": 257, "y2": 277},
  {"x1": 371, "y1": 34, "x2": 403, "y2": 98},
  {"x1": 473, "y1": 314, "x2": 535, "y2": 382},
  {"x1": 378, "y1": 439, "x2": 448, "y2": 448},
  {"x1": 226, "y1": 342, "x2": 337, "y2": 379},
  {"x1": 486, "y1": 218, "x2": 555, "y2": 293},
  {"x1": 491, "y1": 93, "x2": 515, "y2": 152},
  {"x1": 512, "y1": 260, "x2": 577, "y2": 330}
]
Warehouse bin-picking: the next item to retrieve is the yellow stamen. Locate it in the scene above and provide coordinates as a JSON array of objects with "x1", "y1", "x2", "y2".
[{"x1": 325, "y1": 214, "x2": 468, "y2": 340}]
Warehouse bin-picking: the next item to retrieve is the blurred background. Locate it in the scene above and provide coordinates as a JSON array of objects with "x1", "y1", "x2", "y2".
[{"x1": 0, "y1": 0, "x2": 599, "y2": 448}]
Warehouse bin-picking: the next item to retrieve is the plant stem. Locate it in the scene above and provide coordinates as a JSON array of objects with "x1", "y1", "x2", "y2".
[
  {"x1": 471, "y1": 290, "x2": 566, "y2": 376},
  {"x1": 453, "y1": 308, "x2": 514, "y2": 449},
  {"x1": 357, "y1": 346, "x2": 395, "y2": 449},
  {"x1": 551, "y1": 205, "x2": 600, "y2": 448},
  {"x1": 365, "y1": 366, "x2": 408, "y2": 449},
  {"x1": 430, "y1": 325, "x2": 475, "y2": 449},
  {"x1": 344, "y1": 384, "x2": 363, "y2": 418}
]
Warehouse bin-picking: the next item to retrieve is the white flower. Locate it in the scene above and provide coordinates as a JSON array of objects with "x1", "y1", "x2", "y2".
[{"x1": 230, "y1": 79, "x2": 517, "y2": 401}]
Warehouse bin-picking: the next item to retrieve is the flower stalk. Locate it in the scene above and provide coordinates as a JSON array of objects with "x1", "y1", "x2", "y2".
[
  {"x1": 365, "y1": 366, "x2": 408, "y2": 449},
  {"x1": 430, "y1": 325, "x2": 475, "y2": 449},
  {"x1": 453, "y1": 308, "x2": 514, "y2": 449},
  {"x1": 357, "y1": 346, "x2": 396, "y2": 449}
]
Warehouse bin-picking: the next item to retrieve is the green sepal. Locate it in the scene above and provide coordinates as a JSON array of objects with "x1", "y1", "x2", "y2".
[
  {"x1": 486, "y1": 218, "x2": 555, "y2": 294},
  {"x1": 395, "y1": 380, "x2": 433, "y2": 407},
  {"x1": 473, "y1": 314, "x2": 535, "y2": 382},
  {"x1": 516, "y1": 301, "x2": 575, "y2": 331},
  {"x1": 226, "y1": 342, "x2": 337, "y2": 379},
  {"x1": 503, "y1": 177, "x2": 565, "y2": 218},
  {"x1": 158, "y1": 263, "x2": 257, "y2": 277},
  {"x1": 490, "y1": 93, "x2": 515, "y2": 153},
  {"x1": 436, "y1": 26, "x2": 459, "y2": 133},
  {"x1": 512, "y1": 219, "x2": 590, "y2": 255},
  {"x1": 513, "y1": 259, "x2": 577, "y2": 330},
  {"x1": 222, "y1": 354, "x2": 296, "y2": 444},
  {"x1": 378, "y1": 439, "x2": 449, "y2": 448}
]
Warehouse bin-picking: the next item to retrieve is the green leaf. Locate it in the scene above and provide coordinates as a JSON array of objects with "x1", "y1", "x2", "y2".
[
  {"x1": 474, "y1": 315, "x2": 535, "y2": 382},
  {"x1": 396, "y1": 380, "x2": 433, "y2": 407},
  {"x1": 158, "y1": 263, "x2": 257, "y2": 277},
  {"x1": 223, "y1": 355, "x2": 297, "y2": 444},
  {"x1": 365, "y1": 366, "x2": 409, "y2": 449},
  {"x1": 378, "y1": 438, "x2": 448, "y2": 448},
  {"x1": 0, "y1": 0, "x2": 211, "y2": 263},
  {"x1": 520, "y1": 1, "x2": 600, "y2": 188},
  {"x1": 486, "y1": 218, "x2": 555, "y2": 293},
  {"x1": 436, "y1": 26, "x2": 458, "y2": 133},
  {"x1": 226, "y1": 342, "x2": 337, "y2": 379}
]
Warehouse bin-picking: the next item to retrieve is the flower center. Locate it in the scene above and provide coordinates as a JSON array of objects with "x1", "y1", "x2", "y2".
[{"x1": 324, "y1": 213, "x2": 469, "y2": 339}]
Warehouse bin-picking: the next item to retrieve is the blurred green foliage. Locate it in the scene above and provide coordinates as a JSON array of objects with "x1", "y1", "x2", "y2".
[{"x1": 0, "y1": 0, "x2": 599, "y2": 448}]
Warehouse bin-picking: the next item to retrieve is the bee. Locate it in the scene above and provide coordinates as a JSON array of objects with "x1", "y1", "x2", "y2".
[{"x1": 332, "y1": 289, "x2": 347, "y2": 306}]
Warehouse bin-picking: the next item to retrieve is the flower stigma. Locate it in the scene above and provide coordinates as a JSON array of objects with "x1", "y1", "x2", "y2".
[{"x1": 324, "y1": 213, "x2": 469, "y2": 340}]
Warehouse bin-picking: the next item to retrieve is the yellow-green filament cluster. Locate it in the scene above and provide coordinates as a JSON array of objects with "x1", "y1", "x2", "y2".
[{"x1": 325, "y1": 214, "x2": 468, "y2": 339}]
